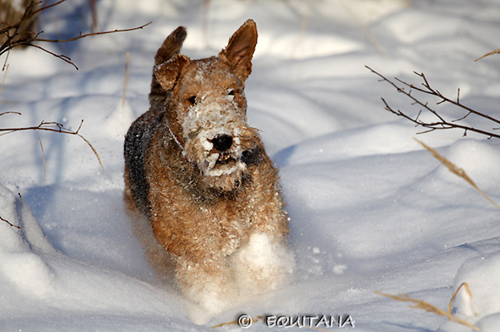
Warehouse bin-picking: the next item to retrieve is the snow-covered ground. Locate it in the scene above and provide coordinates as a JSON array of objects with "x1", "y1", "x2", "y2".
[{"x1": 2, "y1": 0, "x2": 500, "y2": 331}]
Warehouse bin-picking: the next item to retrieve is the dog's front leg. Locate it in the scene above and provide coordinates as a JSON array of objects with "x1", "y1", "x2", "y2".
[
  {"x1": 175, "y1": 255, "x2": 237, "y2": 324},
  {"x1": 231, "y1": 232, "x2": 294, "y2": 296}
]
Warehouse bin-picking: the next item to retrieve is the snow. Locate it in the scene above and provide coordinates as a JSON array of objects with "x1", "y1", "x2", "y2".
[{"x1": 2, "y1": 0, "x2": 500, "y2": 331}]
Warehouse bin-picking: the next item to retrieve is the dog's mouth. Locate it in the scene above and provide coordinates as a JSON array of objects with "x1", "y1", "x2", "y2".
[
  {"x1": 202, "y1": 151, "x2": 246, "y2": 178},
  {"x1": 212, "y1": 152, "x2": 240, "y2": 173},
  {"x1": 217, "y1": 153, "x2": 235, "y2": 165}
]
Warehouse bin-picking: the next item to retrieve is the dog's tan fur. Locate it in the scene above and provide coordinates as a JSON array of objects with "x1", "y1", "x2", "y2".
[{"x1": 124, "y1": 20, "x2": 293, "y2": 323}]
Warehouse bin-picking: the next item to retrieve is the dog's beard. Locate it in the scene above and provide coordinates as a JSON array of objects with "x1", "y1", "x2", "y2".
[
  {"x1": 196, "y1": 149, "x2": 248, "y2": 191},
  {"x1": 205, "y1": 152, "x2": 245, "y2": 176},
  {"x1": 203, "y1": 160, "x2": 247, "y2": 192},
  {"x1": 183, "y1": 133, "x2": 250, "y2": 192}
]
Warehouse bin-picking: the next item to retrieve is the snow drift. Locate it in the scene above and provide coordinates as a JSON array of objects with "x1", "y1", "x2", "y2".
[{"x1": 2, "y1": 0, "x2": 500, "y2": 331}]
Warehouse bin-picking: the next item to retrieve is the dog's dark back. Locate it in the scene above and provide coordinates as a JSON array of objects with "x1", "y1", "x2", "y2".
[
  {"x1": 124, "y1": 108, "x2": 162, "y2": 216},
  {"x1": 124, "y1": 27, "x2": 187, "y2": 216}
]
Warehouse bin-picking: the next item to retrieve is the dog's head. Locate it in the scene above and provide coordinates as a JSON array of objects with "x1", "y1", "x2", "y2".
[{"x1": 152, "y1": 20, "x2": 261, "y2": 192}]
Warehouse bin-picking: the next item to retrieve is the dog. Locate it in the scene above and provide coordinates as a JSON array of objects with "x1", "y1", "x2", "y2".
[{"x1": 123, "y1": 20, "x2": 293, "y2": 323}]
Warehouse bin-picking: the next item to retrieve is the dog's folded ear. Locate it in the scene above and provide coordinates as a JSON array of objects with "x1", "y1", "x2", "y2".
[
  {"x1": 219, "y1": 19, "x2": 258, "y2": 83},
  {"x1": 155, "y1": 26, "x2": 187, "y2": 66},
  {"x1": 152, "y1": 26, "x2": 190, "y2": 92},
  {"x1": 154, "y1": 54, "x2": 190, "y2": 91}
]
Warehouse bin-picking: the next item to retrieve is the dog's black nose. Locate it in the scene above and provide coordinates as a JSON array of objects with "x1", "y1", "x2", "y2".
[{"x1": 212, "y1": 134, "x2": 233, "y2": 152}]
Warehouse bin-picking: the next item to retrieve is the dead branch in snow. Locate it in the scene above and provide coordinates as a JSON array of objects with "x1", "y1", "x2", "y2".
[
  {"x1": 0, "y1": 0, "x2": 152, "y2": 70},
  {"x1": 0, "y1": 0, "x2": 152, "y2": 176},
  {"x1": 0, "y1": 112, "x2": 104, "y2": 172},
  {"x1": 0, "y1": 215, "x2": 20, "y2": 229},
  {"x1": 366, "y1": 65, "x2": 500, "y2": 140}
]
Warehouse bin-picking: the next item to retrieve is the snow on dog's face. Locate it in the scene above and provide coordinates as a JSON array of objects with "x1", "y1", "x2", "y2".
[{"x1": 174, "y1": 59, "x2": 259, "y2": 190}]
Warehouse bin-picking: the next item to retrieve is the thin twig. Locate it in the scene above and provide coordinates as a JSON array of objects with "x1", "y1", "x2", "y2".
[
  {"x1": 0, "y1": 215, "x2": 20, "y2": 229},
  {"x1": 0, "y1": 111, "x2": 21, "y2": 117},
  {"x1": 33, "y1": 21, "x2": 152, "y2": 44},
  {"x1": 26, "y1": 43, "x2": 77, "y2": 69},
  {"x1": 28, "y1": 0, "x2": 64, "y2": 22},
  {"x1": 0, "y1": 119, "x2": 104, "y2": 171}
]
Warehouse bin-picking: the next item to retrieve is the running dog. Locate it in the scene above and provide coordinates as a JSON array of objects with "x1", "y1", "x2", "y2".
[{"x1": 124, "y1": 20, "x2": 293, "y2": 323}]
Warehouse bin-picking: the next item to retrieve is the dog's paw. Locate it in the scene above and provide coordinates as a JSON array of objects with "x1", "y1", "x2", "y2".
[
  {"x1": 182, "y1": 273, "x2": 239, "y2": 324},
  {"x1": 232, "y1": 232, "x2": 295, "y2": 295},
  {"x1": 184, "y1": 296, "x2": 222, "y2": 325}
]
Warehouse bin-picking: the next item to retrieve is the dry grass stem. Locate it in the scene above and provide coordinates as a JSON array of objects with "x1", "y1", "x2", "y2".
[
  {"x1": 211, "y1": 316, "x2": 263, "y2": 328},
  {"x1": 340, "y1": 1, "x2": 390, "y2": 58},
  {"x1": 449, "y1": 282, "x2": 472, "y2": 316},
  {"x1": 290, "y1": 0, "x2": 309, "y2": 59},
  {"x1": 202, "y1": 0, "x2": 210, "y2": 48},
  {"x1": 375, "y1": 291, "x2": 480, "y2": 331},
  {"x1": 36, "y1": 131, "x2": 46, "y2": 183},
  {"x1": 211, "y1": 316, "x2": 335, "y2": 332},
  {"x1": 89, "y1": 0, "x2": 98, "y2": 32},
  {"x1": 475, "y1": 48, "x2": 500, "y2": 62},
  {"x1": 414, "y1": 138, "x2": 500, "y2": 210},
  {"x1": 0, "y1": 64, "x2": 9, "y2": 96},
  {"x1": 122, "y1": 52, "x2": 131, "y2": 107}
]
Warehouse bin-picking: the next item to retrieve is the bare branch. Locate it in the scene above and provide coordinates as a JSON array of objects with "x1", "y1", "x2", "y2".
[
  {"x1": 27, "y1": 1, "x2": 63, "y2": 22},
  {"x1": 453, "y1": 111, "x2": 471, "y2": 123},
  {"x1": 0, "y1": 111, "x2": 22, "y2": 117},
  {"x1": 33, "y1": 21, "x2": 152, "y2": 44},
  {"x1": 366, "y1": 65, "x2": 500, "y2": 139},
  {"x1": 0, "y1": 0, "x2": 152, "y2": 70},
  {"x1": 26, "y1": 43, "x2": 78, "y2": 69},
  {"x1": 0, "y1": 119, "x2": 104, "y2": 171}
]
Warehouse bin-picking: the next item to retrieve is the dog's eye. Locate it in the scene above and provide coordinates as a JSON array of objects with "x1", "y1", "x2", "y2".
[
  {"x1": 227, "y1": 89, "x2": 235, "y2": 96},
  {"x1": 188, "y1": 96, "x2": 197, "y2": 105}
]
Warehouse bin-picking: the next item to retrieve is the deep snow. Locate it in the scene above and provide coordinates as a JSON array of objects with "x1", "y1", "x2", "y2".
[{"x1": 2, "y1": 0, "x2": 500, "y2": 331}]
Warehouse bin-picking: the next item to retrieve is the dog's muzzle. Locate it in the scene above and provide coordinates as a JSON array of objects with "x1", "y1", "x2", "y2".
[
  {"x1": 203, "y1": 133, "x2": 247, "y2": 177},
  {"x1": 211, "y1": 134, "x2": 237, "y2": 165}
]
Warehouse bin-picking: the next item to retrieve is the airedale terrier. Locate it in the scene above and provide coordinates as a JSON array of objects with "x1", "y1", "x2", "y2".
[{"x1": 124, "y1": 20, "x2": 293, "y2": 323}]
